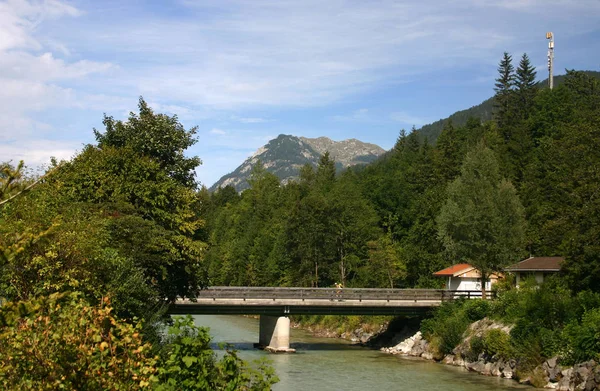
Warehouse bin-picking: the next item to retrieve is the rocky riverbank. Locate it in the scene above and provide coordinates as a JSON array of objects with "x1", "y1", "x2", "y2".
[{"x1": 379, "y1": 318, "x2": 600, "y2": 390}]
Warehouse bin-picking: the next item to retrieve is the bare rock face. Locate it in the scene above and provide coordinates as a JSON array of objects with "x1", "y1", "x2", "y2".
[{"x1": 210, "y1": 134, "x2": 385, "y2": 192}]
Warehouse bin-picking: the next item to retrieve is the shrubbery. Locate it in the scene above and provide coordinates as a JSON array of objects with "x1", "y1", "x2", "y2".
[
  {"x1": 421, "y1": 283, "x2": 600, "y2": 369},
  {"x1": 0, "y1": 293, "x2": 157, "y2": 390},
  {"x1": 482, "y1": 329, "x2": 512, "y2": 359},
  {"x1": 562, "y1": 307, "x2": 600, "y2": 364},
  {"x1": 155, "y1": 316, "x2": 278, "y2": 391},
  {"x1": 421, "y1": 299, "x2": 491, "y2": 356},
  {"x1": 0, "y1": 294, "x2": 278, "y2": 391}
]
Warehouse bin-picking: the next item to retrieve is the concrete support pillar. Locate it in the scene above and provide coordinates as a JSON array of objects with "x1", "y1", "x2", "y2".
[{"x1": 259, "y1": 315, "x2": 295, "y2": 353}]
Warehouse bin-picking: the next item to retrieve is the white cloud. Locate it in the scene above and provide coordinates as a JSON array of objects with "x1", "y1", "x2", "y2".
[
  {"x1": 84, "y1": 0, "x2": 598, "y2": 110},
  {"x1": 0, "y1": 139, "x2": 81, "y2": 167},
  {"x1": 1, "y1": 0, "x2": 599, "y2": 183},
  {"x1": 0, "y1": 0, "x2": 81, "y2": 51},
  {"x1": 0, "y1": 0, "x2": 118, "y2": 168}
]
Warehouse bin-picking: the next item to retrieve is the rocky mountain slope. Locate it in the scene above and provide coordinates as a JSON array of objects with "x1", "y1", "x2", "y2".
[{"x1": 210, "y1": 134, "x2": 385, "y2": 192}]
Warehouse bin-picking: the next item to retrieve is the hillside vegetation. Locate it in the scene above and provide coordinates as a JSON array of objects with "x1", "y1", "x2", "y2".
[
  {"x1": 206, "y1": 64, "x2": 600, "y2": 293},
  {"x1": 416, "y1": 70, "x2": 600, "y2": 143}
]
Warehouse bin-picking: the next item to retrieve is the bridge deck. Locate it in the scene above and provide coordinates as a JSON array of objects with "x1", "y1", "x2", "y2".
[{"x1": 170, "y1": 287, "x2": 488, "y2": 316}]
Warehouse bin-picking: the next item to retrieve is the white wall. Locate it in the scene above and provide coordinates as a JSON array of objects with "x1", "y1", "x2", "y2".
[
  {"x1": 515, "y1": 271, "x2": 546, "y2": 286},
  {"x1": 448, "y1": 277, "x2": 492, "y2": 291}
]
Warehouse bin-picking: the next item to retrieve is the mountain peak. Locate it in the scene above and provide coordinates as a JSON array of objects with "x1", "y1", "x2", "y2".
[{"x1": 210, "y1": 134, "x2": 385, "y2": 192}]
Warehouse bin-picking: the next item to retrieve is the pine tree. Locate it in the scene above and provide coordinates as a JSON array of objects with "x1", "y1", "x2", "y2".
[
  {"x1": 515, "y1": 53, "x2": 538, "y2": 116},
  {"x1": 493, "y1": 52, "x2": 515, "y2": 127}
]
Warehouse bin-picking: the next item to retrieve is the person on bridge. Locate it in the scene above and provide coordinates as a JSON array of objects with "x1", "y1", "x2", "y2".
[{"x1": 335, "y1": 282, "x2": 343, "y2": 300}]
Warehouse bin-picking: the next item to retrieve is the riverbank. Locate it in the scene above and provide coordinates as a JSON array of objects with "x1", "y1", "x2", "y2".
[
  {"x1": 289, "y1": 314, "x2": 392, "y2": 344},
  {"x1": 379, "y1": 318, "x2": 600, "y2": 391},
  {"x1": 287, "y1": 312, "x2": 600, "y2": 390}
]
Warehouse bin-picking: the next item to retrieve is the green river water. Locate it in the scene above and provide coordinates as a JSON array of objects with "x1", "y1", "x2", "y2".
[{"x1": 192, "y1": 315, "x2": 530, "y2": 391}]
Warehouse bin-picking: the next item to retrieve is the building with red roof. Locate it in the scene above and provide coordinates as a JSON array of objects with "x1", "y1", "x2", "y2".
[{"x1": 433, "y1": 263, "x2": 502, "y2": 292}]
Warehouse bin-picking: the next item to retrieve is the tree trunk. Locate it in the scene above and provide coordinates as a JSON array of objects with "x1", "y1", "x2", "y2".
[{"x1": 481, "y1": 270, "x2": 488, "y2": 300}]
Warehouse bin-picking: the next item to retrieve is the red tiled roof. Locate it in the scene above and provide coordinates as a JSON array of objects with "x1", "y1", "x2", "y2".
[
  {"x1": 505, "y1": 257, "x2": 564, "y2": 272},
  {"x1": 433, "y1": 263, "x2": 473, "y2": 276}
]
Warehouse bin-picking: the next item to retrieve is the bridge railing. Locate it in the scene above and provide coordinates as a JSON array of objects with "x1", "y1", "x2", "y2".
[{"x1": 194, "y1": 287, "x2": 492, "y2": 301}]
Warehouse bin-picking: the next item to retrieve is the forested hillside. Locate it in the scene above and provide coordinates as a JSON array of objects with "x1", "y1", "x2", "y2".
[
  {"x1": 205, "y1": 62, "x2": 600, "y2": 294},
  {"x1": 416, "y1": 70, "x2": 600, "y2": 143}
]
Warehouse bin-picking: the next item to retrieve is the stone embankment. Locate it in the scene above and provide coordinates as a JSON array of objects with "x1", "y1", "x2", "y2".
[{"x1": 380, "y1": 318, "x2": 600, "y2": 390}]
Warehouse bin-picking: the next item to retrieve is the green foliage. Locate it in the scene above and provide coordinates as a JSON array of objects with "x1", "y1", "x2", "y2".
[
  {"x1": 482, "y1": 329, "x2": 512, "y2": 359},
  {"x1": 468, "y1": 335, "x2": 485, "y2": 361},
  {"x1": 155, "y1": 316, "x2": 278, "y2": 390},
  {"x1": 94, "y1": 97, "x2": 201, "y2": 188},
  {"x1": 463, "y1": 299, "x2": 491, "y2": 322},
  {"x1": 562, "y1": 308, "x2": 600, "y2": 364},
  {"x1": 437, "y1": 143, "x2": 526, "y2": 295},
  {"x1": 0, "y1": 293, "x2": 157, "y2": 390},
  {"x1": 493, "y1": 52, "x2": 515, "y2": 127},
  {"x1": 421, "y1": 300, "x2": 487, "y2": 356}
]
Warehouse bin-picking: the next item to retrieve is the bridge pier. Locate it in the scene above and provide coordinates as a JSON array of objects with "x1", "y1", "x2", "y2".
[{"x1": 258, "y1": 315, "x2": 295, "y2": 353}]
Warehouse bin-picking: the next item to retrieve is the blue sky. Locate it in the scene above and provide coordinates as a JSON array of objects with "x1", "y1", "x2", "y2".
[{"x1": 1, "y1": 0, "x2": 599, "y2": 188}]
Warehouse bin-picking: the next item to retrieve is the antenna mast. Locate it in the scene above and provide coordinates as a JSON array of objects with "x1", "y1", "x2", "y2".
[{"x1": 546, "y1": 32, "x2": 554, "y2": 90}]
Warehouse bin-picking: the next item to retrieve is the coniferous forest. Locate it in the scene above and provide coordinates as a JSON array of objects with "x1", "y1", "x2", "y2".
[
  {"x1": 1, "y1": 52, "x2": 600, "y2": 388},
  {"x1": 206, "y1": 62, "x2": 600, "y2": 294}
]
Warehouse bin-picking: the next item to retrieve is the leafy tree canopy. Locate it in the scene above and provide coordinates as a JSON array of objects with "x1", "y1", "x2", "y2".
[{"x1": 94, "y1": 97, "x2": 201, "y2": 188}]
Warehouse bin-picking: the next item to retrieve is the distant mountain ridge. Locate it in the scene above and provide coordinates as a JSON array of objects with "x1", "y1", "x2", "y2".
[
  {"x1": 210, "y1": 135, "x2": 385, "y2": 192},
  {"x1": 416, "y1": 71, "x2": 600, "y2": 142}
]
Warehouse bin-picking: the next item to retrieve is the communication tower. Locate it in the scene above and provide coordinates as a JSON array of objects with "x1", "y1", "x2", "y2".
[{"x1": 546, "y1": 32, "x2": 554, "y2": 90}]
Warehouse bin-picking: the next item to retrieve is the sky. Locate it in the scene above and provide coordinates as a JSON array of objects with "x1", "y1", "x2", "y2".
[{"x1": 1, "y1": 0, "x2": 600, "y2": 188}]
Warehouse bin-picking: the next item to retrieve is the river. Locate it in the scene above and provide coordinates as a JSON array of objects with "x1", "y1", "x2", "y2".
[{"x1": 192, "y1": 315, "x2": 529, "y2": 391}]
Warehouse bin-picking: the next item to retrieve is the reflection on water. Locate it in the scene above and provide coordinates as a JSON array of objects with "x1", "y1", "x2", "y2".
[{"x1": 192, "y1": 315, "x2": 528, "y2": 391}]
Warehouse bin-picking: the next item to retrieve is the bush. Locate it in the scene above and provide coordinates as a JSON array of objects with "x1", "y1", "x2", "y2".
[
  {"x1": 155, "y1": 315, "x2": 278, "y2": 391},
  {"x1": 463, "y1": 299, "x2": 491, "y2": 322},
  {"x1": 562, "y1": 307, "x2": 600, "y2": 364},
  {"x1": 0, "y1": 293, "x2": 157, "y2": 390},
  {"x1": 483, "y1": 329, "x2": 512, "y2": 359},
  {"x1": 421, "y1": 301, "x2": 471, "y2": 356},
  {"x1": 466, "y1": 335, "x2": 484, "y2": 361}
]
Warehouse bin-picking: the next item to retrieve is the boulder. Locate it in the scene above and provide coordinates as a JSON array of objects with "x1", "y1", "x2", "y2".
[
  {"x1": 548, "y1": 365, "x2": 563, "y2": 383},
  {"x1": 482, "y1": 362, "x2": 493, "y2": 376},
  {"x1": 466, "y1": 359, "x2": 486, "y2": 373},
  {"x1": 557, "y1": 368, "x2": 573, "y2": 391},
  {"x1": 393, "y1": 331, "x2": 420, "y2": 354},
  {"x1": 491, "y1": 360, "x2": 503, "y2": 377},
  {"x1": 422, "y1": 352, "x2": 434, "y2": 360},
  {"x1": 443, "y1": 355, "x2": 455, "y2": 365},
  {"x1": 572, "y1": 365, "x2": 590, "y2": 389},
  {"x1": 502, "y1": 367, "x2": 514, "y2": 379},
  {"x1": 453, "y1": 356, "x2": 465, "y2": 367},
  {"x1": 547, "y1": 357, "x2": 559, "y2": 369},
  {"x1": 411, "y1": 340, "x2": 427, "y2": 357},
  {"x1": 360, "y1": 333, "x2": 373, "y2": 344}
]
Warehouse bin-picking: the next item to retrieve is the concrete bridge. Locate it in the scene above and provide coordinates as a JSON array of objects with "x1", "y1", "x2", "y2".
[{"x1": 170, "y1": 287, "x2": 488, "y2": 353}]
